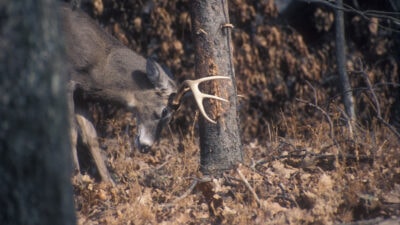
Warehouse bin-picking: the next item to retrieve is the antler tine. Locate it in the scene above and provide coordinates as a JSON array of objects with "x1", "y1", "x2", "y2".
[{"x1": 182, "y1": 76, "x2": 231, "y2": 124}]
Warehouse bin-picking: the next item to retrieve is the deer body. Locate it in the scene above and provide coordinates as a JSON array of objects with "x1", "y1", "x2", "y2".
[
  {"x1": 60, "y1": 3, "x2": 230, "y2": 184},
  {"x1": 61, "y1": 4, "x2": 176, "y2": 146},
  {"x1": 60, "y1": 4, "x2": 175, "y2": 183}
]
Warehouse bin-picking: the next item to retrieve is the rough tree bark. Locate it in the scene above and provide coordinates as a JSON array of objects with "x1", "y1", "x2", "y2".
[
  {"x1": 189, "y1": 0, "x2": 243, "y2": 175},
  {"x1": 335, "y1": 0, "x2": 356, "y2": 127},
  {"x1": 0, "y1": 1, "x2": 76, "y2": 225}
]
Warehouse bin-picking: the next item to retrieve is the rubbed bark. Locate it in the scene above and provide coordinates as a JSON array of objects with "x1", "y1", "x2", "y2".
[
  {"x1": 335, "y1": 0, "x2": 356, "y2": 124},
  {"x1": 190, "y1": 0, "x2": 243, "y2": 174},
  {"x1": 0, "y1": 1, "x2": 76, "y2": 225}
]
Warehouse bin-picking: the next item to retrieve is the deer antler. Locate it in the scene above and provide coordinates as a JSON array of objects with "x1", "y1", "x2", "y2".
[{"x1": 170, "y1": 76, "x2": 231, "y2": 124}]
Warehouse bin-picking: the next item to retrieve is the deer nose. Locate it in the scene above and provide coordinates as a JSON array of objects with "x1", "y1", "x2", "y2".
[
  {"x1": 135, "y1": 135, "x2": 152, "y2": 153},
  {"x1": 139, "y1": 144, "x2": 151, "y2": 153}
]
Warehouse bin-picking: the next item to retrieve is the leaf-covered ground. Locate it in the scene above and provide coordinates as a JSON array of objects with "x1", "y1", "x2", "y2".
[{"x1": 72, "y1": 0, "x2": 400, "y2": 224}]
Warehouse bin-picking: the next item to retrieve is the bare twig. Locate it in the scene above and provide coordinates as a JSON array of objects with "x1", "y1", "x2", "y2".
[
  {"x1": 298, "y1": 0, "x2": 400, "y2": 32},
  {"x1": 236, "y1": 167, "x2": 261, "y2": 207},
  {"x1": 160, "y1": 180, "x2": 198, "y2": 208},
  {"x1": 305, "y1": 80, "x2": 318, "y2": 106},
  {"x1": 353, "y1": 59, "x2": 400, "y2": 138},
  {"x1": 155, "y1": 155, "x2": 172, "y2": 170},
  {"x1": 296, "y1": 98, "x2": 336, "y2": 142}
]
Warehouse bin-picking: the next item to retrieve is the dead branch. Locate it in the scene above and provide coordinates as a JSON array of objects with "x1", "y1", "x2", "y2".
[
  {"x1": 160, "y1": 180, "x2": 198, "y2": 208},
  {"x1": 298, "y1": 0, "x2": 400, "y2": 33},
  {"x1": 354, "y1": 59, "x2": 400, "y2": 139},
  {"x1": 236, "y1": 167, "x2": 261, "y2": 207},
  {"x1": 296, "y1": 98, "x2": 336, "y2": 142}
]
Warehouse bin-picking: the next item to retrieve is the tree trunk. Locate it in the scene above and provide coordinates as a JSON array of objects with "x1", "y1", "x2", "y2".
[
  {"x1": 0, "y1": 1, "x2": 76, "y2": 225},
  {"x1": 335, "y1": 0, "x2": 356, "y2": 126},
  {"x1": 189, "y1": 0, "x2": 243, "y2": 175}
]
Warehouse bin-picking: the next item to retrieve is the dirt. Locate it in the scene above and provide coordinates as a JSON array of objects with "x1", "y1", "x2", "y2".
[{"x1": 72, "y1": 0, "x2": 400, "y2": 224}]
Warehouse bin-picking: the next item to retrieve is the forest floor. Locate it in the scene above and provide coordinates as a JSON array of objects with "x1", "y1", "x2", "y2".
[{"x1": 72, "y1": 0, "x2": 400, "y2": 224}]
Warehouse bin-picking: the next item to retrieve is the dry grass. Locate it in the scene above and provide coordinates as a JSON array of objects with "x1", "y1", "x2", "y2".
[{"x1": 73, "y1": 108, "x2": 400, "y2": 224}]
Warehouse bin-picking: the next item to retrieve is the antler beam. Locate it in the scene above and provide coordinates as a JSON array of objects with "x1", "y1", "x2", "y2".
[{"x1": 170, "y1": 76, "x2": 231, "y2": 124}]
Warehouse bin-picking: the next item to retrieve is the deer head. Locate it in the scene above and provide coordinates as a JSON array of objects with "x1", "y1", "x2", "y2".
[
  {"x1": 135, "y1": 65, "x2": 231, "y2": 152},
  {"x1": 134, "y1": 67, "x2": 231, "y2": 152},
  {"x1": 133, "y1": 59, "x2": 176, "y2": 152}
]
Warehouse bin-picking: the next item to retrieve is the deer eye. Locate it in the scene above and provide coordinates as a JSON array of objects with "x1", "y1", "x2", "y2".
[{"x1": 161, "y1": 108, "x2": 169, "y2": 118}]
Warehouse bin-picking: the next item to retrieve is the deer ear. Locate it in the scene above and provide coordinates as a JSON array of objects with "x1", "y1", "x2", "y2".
[
  {"x1": 146, "y1": 58, "x2": 161, "y2": 86},
  {"x1": 146, "y1": 58, "x2": 174, "y2": 92}
]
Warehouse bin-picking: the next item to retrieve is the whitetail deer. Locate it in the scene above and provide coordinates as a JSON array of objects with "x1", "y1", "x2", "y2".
[{"x1": 60, "y1": 4, "x2": 230, "y2": 183}]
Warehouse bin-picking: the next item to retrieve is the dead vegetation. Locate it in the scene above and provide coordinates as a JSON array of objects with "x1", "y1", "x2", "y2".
[{"x1": 72, "y1": 0, "x2": 400, "y2": 224}]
